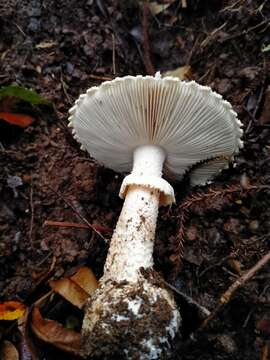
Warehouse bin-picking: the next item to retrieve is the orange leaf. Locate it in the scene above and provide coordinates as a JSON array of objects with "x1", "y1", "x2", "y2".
[
  {"x1": 49, "y1": 278, "x2": 90, "y2": 309},
  {"x1": 31, "y1": 307, "x2": 81, "y2": 354},
  {"x1": 0, "y1": 112, "x2": 35, "y2": 128},
  {"x1": 0, "y1": 301, "x2": 26, "y2": 320}
]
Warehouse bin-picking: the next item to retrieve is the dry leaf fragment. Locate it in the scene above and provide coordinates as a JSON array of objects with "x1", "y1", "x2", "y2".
[
  {"x1": 49, "y1": 278, "x2": 90, "y2": 309},
  {"x1": 0, "y1": 301, "x2": 26, "y2": 320},
  {"x1": 0, "y1": 112, "x2": 35, "y2": 128},
  {"x1": 31, "y1": 307, "x2": 81, "y2": 354},
  {"x1": 36, "y1": 40, "x2": 58, "y2": 49},
  {"x1": 148, "y1": 2, "x2": 170, "y2": 15},
  {"x1": 0, "y1": 341, "x2": 19, "y2": 360},
  {"x1": 49, "y1": 267, "x2": 98, "y2": 309},
  {"x1": 162, "y1": 65, "x2": 192, "y2": 80},
  {"x1": 71, "y1": 266, "x2": 99, "y2": 296},
  {"x1": 259, "y1": 86, "x2": 270, "y2": 125}
]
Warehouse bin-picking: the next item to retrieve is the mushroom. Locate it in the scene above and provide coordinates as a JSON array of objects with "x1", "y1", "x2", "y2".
[{"x1": 68, "y1": 74, "x2": 243, "y2": 359}]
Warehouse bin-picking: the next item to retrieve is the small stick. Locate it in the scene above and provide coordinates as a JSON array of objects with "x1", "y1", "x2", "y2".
[
  {"x1": 142, "y1": 1, "x2": 155, "y2": 75},
  {"x1": 60, "y1": 73, "x2": 73, "y2": 105},
  {"x1": 29, "y1": 183, "x2": 34, "y2": 247},
  {"x1": 44, "y1": 220, "x2": 112, "y2": 233},
  {"x1": 112, "y1": 33, "x2": 116, "y2": 75},
  {"x1": 46, "y1": 185, "x2": 107, "y2": 243},
  {"x1": 200, "y1": 250, "x2": 270, "y2": 329},
  {"x1": 88, "y1": 74, "x2": 113, "y2": 82}
]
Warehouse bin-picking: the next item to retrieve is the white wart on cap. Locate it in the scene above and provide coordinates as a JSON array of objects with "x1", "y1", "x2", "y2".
[{"x1": 69, "y1": 74, "x2": 243, "y2": 188}]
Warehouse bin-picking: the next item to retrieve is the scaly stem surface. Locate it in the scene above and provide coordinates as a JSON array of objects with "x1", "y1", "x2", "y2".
[{"x1": 103, "y1": 145, "x2": 166, "y2": 282}]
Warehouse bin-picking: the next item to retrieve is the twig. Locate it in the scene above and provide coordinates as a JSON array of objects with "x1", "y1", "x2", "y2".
[
  {"x1": 200, "y1": 22, "x2": 228, "y2": 48},
  {"x1": 219, "y1": 0, "x2": 243, "y2": 13},
  {"x1": 14, "y1": 22, "x2": 27, "y2": 37},
  {"x1": 88, "y1": 74, "x2": 113, "y2": 82},
  {"x1": 46, "y1": 185, "x2": 107, "y2": 243},
  {"x1": 35, "y1": 251, "x2": 53, "y2": 267},
  {"x1": 253, "y1": 84, "x2": 265, "y2": 119},
  {"x1": 175, "y1": 210, "x2": 186, "y2": 259},
  {"x1": 186, "y1": 35, "x2": 201, "y2": 64},
  {"x1": 180, "y1": 183, "x2": 269, "y2": 212},
  {"x1": 200, "y1": 250, "x2": 270, "y2": 329},
  {"x1": 219, "y1": 18, "x2": 270, "y2": 43},
  {"x1": 60, "y1": 73, "x2": 73, "y2": 105},
  {"x1": 29, "y1": 183, "x2": 34, "y2": 247},
  {"x1": 112, "y1": 33, "x2": 116, "y2": 75},
  {"x1": 199, "y1": 253, "x2": 235, "y2": 278},
  {"x1": 44, "y1": 220, "x2": 112, "y2": 233},
  {"x1": 142, "y1": 1, "x2": 155, "y2": 75},
  {"x1": 164, "y1": 280, "x2": 210, "y2": 317}
]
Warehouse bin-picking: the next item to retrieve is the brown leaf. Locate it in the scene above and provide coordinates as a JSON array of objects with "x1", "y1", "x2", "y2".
[
  {"x1": 49, "y1": 267, "x2": 98, "y2": 309},
  {"x1": 163, "y1": 65, "x2": 192, "y2": 80},
  {"x1": 259, "y1": 85, "x2": 270, "y2": 125},
  {"x1": 19, "y1": 309, "x2": 44, "y2": 360},
  {"x1": 0, "y1": 341, "x2": 19, "y2": 360},
  {"x1": 0, "y1": 112, "x2": 35, "y2": 128},
  {"x1": 49, "y1": 278, "x2": 90, "y2": 309},
  {"x1": 71, "y1": 266, "x2": 99, "y2": 296},
  {"x1": 31, "y1": 307, "x2": 81, "y2": 354}
]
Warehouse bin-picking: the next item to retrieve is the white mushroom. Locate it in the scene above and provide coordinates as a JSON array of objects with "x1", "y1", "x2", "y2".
[{"x1": 68, "y1": 74, "x2": 243, "y2": 359}]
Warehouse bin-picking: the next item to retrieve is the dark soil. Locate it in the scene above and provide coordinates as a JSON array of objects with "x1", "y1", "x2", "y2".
[{"x1": 0, "y1": 0, "x2": 270, "y2": 359}]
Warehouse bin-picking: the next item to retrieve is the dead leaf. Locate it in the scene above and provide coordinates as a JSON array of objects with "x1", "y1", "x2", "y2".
[
  {"x1": 0, "y1": 112, "x2": 35, "y2": 128},
  {"x1": 36, "y1": 40, "x2": 58, "y2": 49},
  {"x1": 262, "y1": 43, "x2": 270, "y2": 52},
  {"x1": 49, "y1": 267, "x2": 98, "y2": 309},
  {"x1": 162, "y1": 65, "x2": 192, "y2": 80},
  {"x1": 49, "y1": 278, "x2": 90, "y2": 309},
  {"x1": 19, "y1": 309, "x2": 43, "y2": 360},
  {"x1": 0, "y1": 341, "x2": 19, "y2": 360},
  {"x1": 71, "y1": 266, "x2": 99, "y2": 296},
  {"x1": 0, "y1": 301, "x2": 26, "y2": 320},
  {"x1": 31, "y1": 307, "x2": 81, "y2": 354},
  {"x1": 259, "y1": 85, "x2": 270, "y2": 125},
  {"x1": 148, "y1": 2, "x2": 170, "y2": 15},
  {"x1": 227, "y1": 259, "x2": 242, "y2": 274}
]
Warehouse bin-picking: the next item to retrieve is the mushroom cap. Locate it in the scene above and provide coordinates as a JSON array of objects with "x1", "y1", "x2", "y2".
[{"x1": 69, "y1": 75, "x2": 243, "y2": 184}]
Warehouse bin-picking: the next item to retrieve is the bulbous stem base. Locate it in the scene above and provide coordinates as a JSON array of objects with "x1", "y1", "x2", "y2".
[{"x1": 81, "y1": 273, "x2": 181, "y2": 359}]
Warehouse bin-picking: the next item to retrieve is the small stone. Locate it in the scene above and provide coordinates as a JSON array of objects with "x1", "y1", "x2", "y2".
[
  {"x1": 216, "y1": 334, "x2": 237, "y2": 354},
  {"x1": 186, "y1": 226, "x2": 198, "y2": 241},
  {"x1": 249, "y1": 220, "x2": 259, "y2": 231},
  {"x1": 7, "y1": 175, "x2": 23, "y2": 198},
  {"x1": 223, "y1": 218, "x2": 240, "y2": 234}
]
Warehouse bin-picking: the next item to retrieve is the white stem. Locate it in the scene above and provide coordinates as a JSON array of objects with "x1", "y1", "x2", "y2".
[
  {"x1": 82, "y1": 145, "x2": 181, "y2": 359},
  {"x1": 103, "y1": 145, "x2": 166, "y2": 282}
]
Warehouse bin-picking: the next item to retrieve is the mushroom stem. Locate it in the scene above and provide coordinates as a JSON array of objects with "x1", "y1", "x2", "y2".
[
  {"x1": 103, "y1": 145, "x2": 166, "y2": 283},
  {"x1": 81, "y1": 145, "x2": 181, "y2": 359},
  {"x1": 104, "y1": 185, "x2": 160, "y2": 283}
]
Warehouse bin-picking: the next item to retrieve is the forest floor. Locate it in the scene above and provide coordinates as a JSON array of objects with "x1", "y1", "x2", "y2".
[{"x1": 0, "y1": 0, "x2": 270, "y2": 359}]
